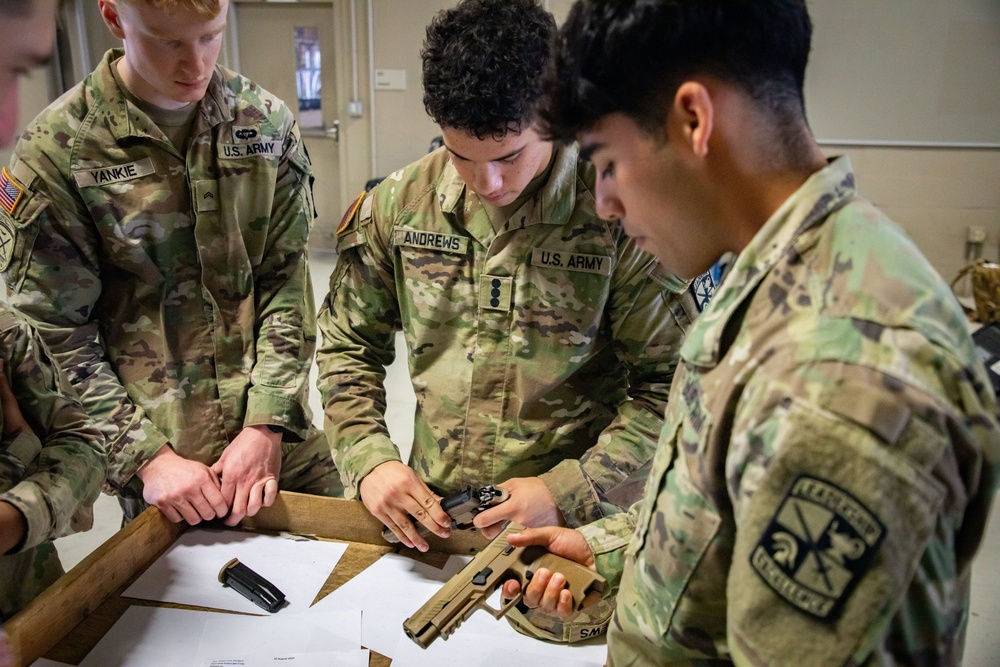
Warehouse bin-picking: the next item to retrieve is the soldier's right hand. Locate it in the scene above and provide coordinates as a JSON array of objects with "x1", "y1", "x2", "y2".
[
  {"x1": 137, "y1": 445, "x2": 230, "y2": 524},
  {"x1": 359, "y1": 460, "x2": 451, "y2": 552}
]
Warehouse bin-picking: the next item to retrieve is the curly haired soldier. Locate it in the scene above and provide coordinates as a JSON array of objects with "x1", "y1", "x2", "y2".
[{"x1": 317, "y1": 0, "x2": 699, "y2": 644}]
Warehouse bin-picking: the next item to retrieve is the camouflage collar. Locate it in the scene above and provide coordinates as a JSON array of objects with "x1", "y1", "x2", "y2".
[
  {"x1": 436, "y1": 143, "x2": 580, "y2": 229},
  {"x1": 95, "y1": 49, "x2": 234, "y2": 145},
  {"x1": 680, "y1": 156, "x2": 857, "y2": 367}
]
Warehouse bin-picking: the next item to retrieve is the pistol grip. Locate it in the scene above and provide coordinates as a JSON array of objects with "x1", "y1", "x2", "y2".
[{"x1": 527, "y1": 552, "x2": 606, "y2": 611}]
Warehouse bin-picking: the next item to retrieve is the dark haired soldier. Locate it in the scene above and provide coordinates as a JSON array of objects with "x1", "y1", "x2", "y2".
[
  {"x1": 317, "y1": 0, "x2": 695, "y2": 642},
  {"x1": 508, "y1": 0, "x2": 1000, "y2": 664}
]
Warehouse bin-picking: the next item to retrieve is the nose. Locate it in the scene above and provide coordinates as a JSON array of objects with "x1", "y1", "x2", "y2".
[
  {"x1": 594, "y1": 178, "x2": 625, "y2": 222},
  {"x1": 178, "y1": 43, "x2": 208, "y2": 77},
  {"x1": 473, "y1": 162, "x2": 502, "y2": 197}
]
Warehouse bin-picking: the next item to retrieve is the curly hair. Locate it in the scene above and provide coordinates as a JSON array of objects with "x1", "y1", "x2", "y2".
[
  {"x1": 541, "y1": 0, "x2": 812, "y2": 145},
  {"x1": 422, "y1": 0, "x2": 556, "y2": 140}
]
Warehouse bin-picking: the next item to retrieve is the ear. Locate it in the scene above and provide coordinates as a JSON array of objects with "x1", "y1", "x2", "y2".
[
  {"x1": 99, "y1": 0, "x2": 126, "y2": 40},
  {"x1": 672, "y1": 81, "x2": 714, "y2": 159}
]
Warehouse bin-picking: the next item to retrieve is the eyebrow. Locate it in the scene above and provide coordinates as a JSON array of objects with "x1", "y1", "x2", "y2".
[
  {"x1": 445, "y1": 144, "x2": 525, "y2": 162},
  {"x1": 578, "y1": 142, "x2": 601, "y2": 163}
]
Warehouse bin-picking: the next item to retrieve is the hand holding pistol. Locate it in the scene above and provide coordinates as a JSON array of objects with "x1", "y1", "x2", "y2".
[{"x1": 403, "y1": 521, "x2": 606, "y2": 648}]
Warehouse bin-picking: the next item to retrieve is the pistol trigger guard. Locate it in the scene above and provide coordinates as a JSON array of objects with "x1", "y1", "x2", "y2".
[{"x1": 481, "y1": 591, "x2": 523, "y2": 620}]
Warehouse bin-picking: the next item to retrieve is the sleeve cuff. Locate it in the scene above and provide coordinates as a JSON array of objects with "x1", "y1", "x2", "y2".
[
  {"x1": 578, "y1": 512, "x2": 636, "y2": 589},
  {"x1": 1, "y1": 481, "x2": 53, "y2": 552},
  {"x1": 105, "y1": 417, "x2": 169, "y2": 495},
  {"x1": 245, "y1": 391, "x2": 311, "y2": 442},
  {"x1": 337, "y1": 434, "x2": 401, "y2": 500},
  {"x1": 539, "y1": 458, "x2": 603, "y2": 528}
]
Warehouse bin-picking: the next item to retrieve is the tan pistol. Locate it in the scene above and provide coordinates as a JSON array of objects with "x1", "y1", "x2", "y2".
[{"x1": 403, "y1": 521, "x2": 606, "y2": 648}]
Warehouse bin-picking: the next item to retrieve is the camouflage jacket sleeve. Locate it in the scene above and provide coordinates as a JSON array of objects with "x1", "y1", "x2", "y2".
[
  {"x1": 0, "y1": 305, "x2": 106, "y2": 551},
  {"x1": 1, "y1": 153, "x2": 161, "y2": 493},
  {"x1": 244, "y1": 120, "x2": 318, "y2": 440},
  {"x1": 578, "y1": 501, "x2": 640, "y2": 591},
  {"x1": 724, "y1": 360, "x2": 1000, "y2": 666},
  {"x1": 539, "y1": 237, "x2": 695, "y2": 526},
  {"x1": 317, "y1": 193, "x2": 402, "y2": 497}
]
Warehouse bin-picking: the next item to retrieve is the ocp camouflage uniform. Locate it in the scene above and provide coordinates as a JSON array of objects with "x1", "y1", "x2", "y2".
[
  {"x1": 0, "y1": 303, "x2": 105, "y2": 620},
  {"x1": 581, "y1": 157, "x2": 1000, "y2": 666},
  {"x1": 319, "y1": 143, "x2": 694, "y2": 641},
  {"x1": 0, "y1": 49, "x2": 341, "y2": 519},
  {"x1": 320, "y1": 143, "x2": 692, "y2": 523}
]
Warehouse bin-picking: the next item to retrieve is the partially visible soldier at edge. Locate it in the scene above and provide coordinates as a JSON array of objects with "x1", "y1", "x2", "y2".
[
  {"x1": 0, "y1": 0, "x2": 107, "y2": 662},
  {"x1": 1, "y1": 0, "x2": 342, "y2": 528},
  {"x1": 508, "y1": 1, "x2": 1000, "y2": 665},
  {"x1": 317, "y1": 0, "x2": 698, "y2": 644}
]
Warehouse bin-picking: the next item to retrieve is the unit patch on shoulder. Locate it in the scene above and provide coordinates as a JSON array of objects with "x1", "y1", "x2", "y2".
[
  {"x1": 750, "y1": 475, "x2": 885, "y2": 621},
  {"x1": 338, "y1": 191, "x2": 366, "y2": 235},
  {"x1": 0, "y1": 167, "x2": 24, "y2": 215}
]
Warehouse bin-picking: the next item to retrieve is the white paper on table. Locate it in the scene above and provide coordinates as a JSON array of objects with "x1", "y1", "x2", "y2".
[
  {"x1": 391, "y1": 596, "x2": 607, "y2": 667},
  {"x1": 202, "y1": 649, "x2": 369, "y2": 667},
  {"x1": 123, "y1": 529, "x2": 348, "y2": 614},
  {"x1": 27, "y1": 659, "x2": 74, "y2": 667},
  {"x1": 192, "y1": 608, "x2": 362, "y2": 664},
  {"x1": 79, "y1": 606, "x2": 216, "y2": 667},
  {"x1": 307, "y1": 552, "x2": 470, "y2": 659}
]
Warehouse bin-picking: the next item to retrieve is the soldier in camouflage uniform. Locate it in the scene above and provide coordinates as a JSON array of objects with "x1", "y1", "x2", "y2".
[
  {"x1": 317, "y1": 0, "x2": 695, "y2": 642},
  {"x1": 0, "y1": 0, "x2": 341, "y2": 526},
  {"x1": 0, "y1": 0, "x2": 106, "y2": 625},
  {"x1": 510, "y1": 1, "x2": 1000, "y2": 664},
  {"x1": 0, "y1": 302, "x2": 106, "y2": 620}
]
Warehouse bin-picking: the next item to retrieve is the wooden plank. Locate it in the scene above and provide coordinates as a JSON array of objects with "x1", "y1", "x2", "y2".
[
  {"x1": 7, "y1": 492, "x2": 490, "y2": 666},
  {"x1": 7, "y1": 504, "x2": 185, "y2": 666},
  {"x1": 242, "y1": 492, "x2": 490, "y2": 555}
]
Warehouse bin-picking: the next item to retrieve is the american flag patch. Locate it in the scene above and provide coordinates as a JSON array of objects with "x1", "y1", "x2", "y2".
[{"x1": 0, "y1": 167, "x2": 24, "y2": 215}]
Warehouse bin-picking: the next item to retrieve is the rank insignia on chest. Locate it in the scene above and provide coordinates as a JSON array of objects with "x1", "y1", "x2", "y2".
[
  {"x1": 0, "y1": 167, "x2": 24, "y2": 215},
  {"x1": 750, "y1": 475, "x2": 885, "y2": 620},
  {"x1": 480, "y1": 275, "x2": 513, "y2": 312}
]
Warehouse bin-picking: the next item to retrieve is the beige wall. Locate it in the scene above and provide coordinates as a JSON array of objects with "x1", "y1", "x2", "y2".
[
  {"x1": 822, "y1": 146, "x2": 1000, "y2": 289},
  {"x1": 7, "y1": 1, "x2": 999, "y2": 282},
  {"x1": 369, "y1": 0, "x2": 452, "y2": 177}
]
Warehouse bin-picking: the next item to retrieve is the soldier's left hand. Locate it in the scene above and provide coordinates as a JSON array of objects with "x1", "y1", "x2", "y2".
[
  {"x1": 501, "y1": 525, "x2": 598, "y2": 620},
  {"x1": 211, "y1": 425, "x2": 282, "y2": 526},
  {"x1": 472, "y1": 477, "x2": 565, "y2": 539}
]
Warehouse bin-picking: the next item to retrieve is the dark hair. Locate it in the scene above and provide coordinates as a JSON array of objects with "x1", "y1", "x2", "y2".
[
  {"x1": 541, "y1": 0, "x2": 813, "y2": 143},
  {"x1": 422, "y1": 0, "x2": 556, "y2": 140}
]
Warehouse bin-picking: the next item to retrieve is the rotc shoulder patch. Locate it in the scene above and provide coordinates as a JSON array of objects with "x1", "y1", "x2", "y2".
[
  {"x1": 750, "y1": 475, "x2": 885, "y2": 621},
  {"x1": 338, "y1": 191, "x2": 366, "y2": 235},
  {"x1": 0, "y1": 167, "x2": 24, "y2": 215}
]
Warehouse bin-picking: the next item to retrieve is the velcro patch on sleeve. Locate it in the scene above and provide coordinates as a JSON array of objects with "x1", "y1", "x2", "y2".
[
  {"x1": 337, "y1": 191, "x2": 366, "y2": 235},
  {"x1": 750, "y1": 475, "x2": 886, "y2": 621},
  {"x1": 0, "y1": 167, "x2": 24, "y2": 215}
]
